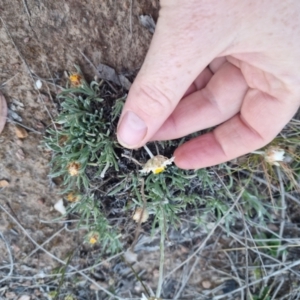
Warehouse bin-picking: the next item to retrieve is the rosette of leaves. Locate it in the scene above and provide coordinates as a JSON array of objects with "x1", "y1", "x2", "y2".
[{"x1": 45, "y1": 72, "x2": 119, "y2": 191}]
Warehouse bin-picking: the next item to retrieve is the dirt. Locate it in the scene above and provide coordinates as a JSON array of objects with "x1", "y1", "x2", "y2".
[
  {"x1": 1, "y1": 2, "x2": 300, "y2": 300},
  {"x1": 0, "y1": 0, "x2": 159, "y2": 297}
]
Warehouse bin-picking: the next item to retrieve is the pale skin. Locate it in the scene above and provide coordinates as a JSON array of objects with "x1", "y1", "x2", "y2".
[{"x1": 117, "y1": 0, "x2": 300, "y2": 169}]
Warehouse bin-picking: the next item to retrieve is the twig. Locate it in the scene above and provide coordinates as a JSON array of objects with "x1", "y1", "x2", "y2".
[
  {"x1": 216, "y1": 171, "x2": 267, "y2": 294},
  {"x1": 214, "y1": 259, "x2": 300, "y2": 299},
  {"x1": 65, "y1": 251, "x2": 124, "y2": 275},
  {"x1": 166, "y1": 189, "x2": 244, "y2": 278},
  {"x1": 143, "y1": 144, "x2": 154, "y2": 158},
  {"x1": 0, "y1": 202, "x2": 122, "y2": 300},
  {"x1": 53, "y1": 251, "x2": 75, "y2": 300},
  {"x1": 44, "y1": 60, "x2": 58, "y2": 94},
  {"x1": 223, "y1": 251, "x2": 244, "y2": 300},
  {"x1": 129, "y1": 0, "x2": 133, "y2": 35},
  {"x1": 1, "y1": 17, "x2": 57, "y2": 130},
  {"x1": 31, "y1": 72, "x2": 61, "y2": 111},
  {"x1": 24, "y1": 226, "x2": 65, "y2": 259},
  {"x1": 156, "y1": 208, "x2": 166, "y2": 299},
  {"x1": 236, "y1": 204, "x2": 252, "y2": 296},
  {"x1": 0, "y1": 232, "x2": 14, "y2": 284},
  {"x1": 130, "y1": 178, "x2": 147, "y2": 251},
  {"x1": 270, "y1": 279, "x2": 284, "y2": 300},
  {"x1": 121, "y1": 154, "x2": 142, "y2": 166},
  {"x1": 240, "y1": 170, "x2": 300, "y2": 205},
  {"x1": 173, "y1": 257, "x2": 200, "y2": 300},
  {"x1": 276, "y1": 166, "x2": 286, "y2": 240},
  {"x1": 0, "y1": 72, "x2": 19, "y2": 87},
  {"x1": 0, "y1": 18, "x2": 33, "y2": 79},
  {"x1": 77, "y1": 48, "x2": 118, "y2": 93},
  {"x1": 22, "y1": 0, "x2": 31, "y2": 17},
  {"x1": 221, "y1": 226, "x2": 300, "y2": 277},
  {"x1": 7, "y1": 119, "x2": 42, "y2": 135},
  {"x1": 220, "y1": 243, "x2": 300, "y2": 252}
]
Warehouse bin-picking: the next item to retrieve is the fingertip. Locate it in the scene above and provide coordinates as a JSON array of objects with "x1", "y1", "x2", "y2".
[
  {"x1": 174, "y1": 133, "x2": 226, "y2": 169},
  {"x1": 117, "y1": 111, "x2": 148, "y2": 148}
]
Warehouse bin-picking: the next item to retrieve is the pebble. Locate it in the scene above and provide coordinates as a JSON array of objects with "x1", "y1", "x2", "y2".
[
  {"x1": 15, "y1": 126, "x2": 28, "y2": 139},
  {"x1": 18, "y1": 296, "x2": 30, "y2": 300},
  {"x1": 202, "y1": 280, "x2": 212, "y2": 289},
  {"x1": 5, "y1": 292, "x2": 16, "y2": 299},
  {"x1": 15, "y1": 148, "x2": 25, "y2": 160},
  {"x1": 0, "y1": 179, "x2": 9, "y2": 188}
]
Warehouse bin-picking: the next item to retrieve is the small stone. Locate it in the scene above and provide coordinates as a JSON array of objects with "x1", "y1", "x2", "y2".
[
  {"x1": 23, "y1": 37, "x2": 30, "y2": 43},
  {"x1": 18, "y1": 296, "x2": 30, "y2": 300},
  {"x1": 35, "y1": 79, "x2": 42, "y2": 90},
  {"x1": 37, "y1": 198, "x2": 46, "y2": 205},
  {"x1": 11, "y1": 244, "x2": 21, "y2": 253},
  {"x1": 38, "y1": 94, "x2": 49, "y2": 103},
  {"x1": 5, "y1": 292, "x2": 16, "y2": 299},
  {"x1": 124, "y1": 249, "x2": 138, "y2": 263},
  {"x1": 90, "y1": 282, "x2": 108, "y2": 290},
  {"x1": 179, "y1": 245, "x2": 189, "y2": 254},
  {"x1": 132, "y1": 207, "x2": 149, "y2": 223},
  {"x1": 54, "y1": 199, "x2": 66, "y2": 215},
  {"x1": 16, "y1": 139, "x2": 23, "y2": 146},
  {"x1": 90, "y1": 283, "x2": 98, "y2": 291},
  {"x1": 35, "y1": 121, "x2": 45, "y2": 129},
  {"x1": 0, "y1": 180, "x2": 9, "y2": 188},
  {"x1": 202, "y1": 280, "x2": 212, "y2": 289},
  {"x1": 152, "y1": 268, "x2": 159, "y2": 279},
  {"x1": 15, "y1": 126, "x2": 28, "y2": 139},
  {"x1": 16, "y1": 148, "x2": 25, "y2": 160}
]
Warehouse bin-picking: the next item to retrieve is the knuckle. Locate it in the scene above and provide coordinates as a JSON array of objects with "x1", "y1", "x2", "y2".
[{"x1": 136, "y1": 84, "x2": 174, "y2": 117}]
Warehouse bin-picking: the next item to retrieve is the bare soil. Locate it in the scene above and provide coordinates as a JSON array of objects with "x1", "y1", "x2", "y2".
[
  {"x1": 1, "y1": 2, "x2": 300, "y2": 300},
  {"x1": 0, "y1": 1, "x2": 161, "y2": 298}
]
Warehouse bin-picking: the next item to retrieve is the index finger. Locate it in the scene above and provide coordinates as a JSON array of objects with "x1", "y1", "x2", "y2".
[{"x1": 175, "y1": 89, "x2": 299, "y2": 169}]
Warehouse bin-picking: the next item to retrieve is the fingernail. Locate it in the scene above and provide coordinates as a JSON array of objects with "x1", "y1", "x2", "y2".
[{"x1": 118, "y1": 111, "x2": 147, "y2": 147}]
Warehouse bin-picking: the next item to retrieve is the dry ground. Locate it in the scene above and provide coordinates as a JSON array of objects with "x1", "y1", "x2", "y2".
[
  {"x1": 0, "y1": 1, "x2": 159, "y2": 298},
  {"x1": 1, "y1": 1, "x2": 300, "y2": 300}
]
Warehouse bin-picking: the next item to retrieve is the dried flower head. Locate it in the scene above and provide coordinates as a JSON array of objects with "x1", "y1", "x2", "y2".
[
  {"x1": 59, "y1": 135, "x2": 68, "y2": 146},
  {"x1": 264, "y1": 146, "x2": 285, "y2": 166},
  {"x1": 66, "y1": 192, "x2": 81, "y2": 202},
  {"x1": 67, "y1": 162, "x2": 81, "y2": 176},
  {"x1": 69, "y1": 73, "x2": 83, "y2": 87},
  {"x1": 140, "y1": 155, "x2": 174, "y2": 174},
  {"x1": 88, "y1": 232, "x2": 100, "y2": 245},
  {"x1": 132, "y1": 207, "x2": 149, "y2": 223}
]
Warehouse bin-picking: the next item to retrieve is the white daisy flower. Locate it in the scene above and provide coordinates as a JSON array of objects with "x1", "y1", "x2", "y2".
[
  {"x1": 140, "y1": 155, "x2": 175, "y2": 174},
  {"x1": 264, "y1": 146, "x2": 285, "y2": 166}
]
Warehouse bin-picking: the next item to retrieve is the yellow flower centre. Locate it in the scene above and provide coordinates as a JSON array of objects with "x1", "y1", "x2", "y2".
[
  {"x1": 69, "y1": 74, "x2": 82, "y2": 86},
  {"x1": 153, "y1": 166, "x2": 165, "y2": 174},
  {"x1": 66, "y1": 192, "x2": 79, "y2": 202},
  {"x1": 89, "y1": 236, "x2": 97, "y2": 244},
  {"x1": 68, "y1": 162, "x2": 81, "y2": 176}
]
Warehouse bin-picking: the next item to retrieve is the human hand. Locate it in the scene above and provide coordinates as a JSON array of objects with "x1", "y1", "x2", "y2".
[
  {"x1": 117, "y1": 0, "x2": 300, "y2": 169},
  {"x1": 0, "y1": 92, "x2": 7, "y2": 134}
]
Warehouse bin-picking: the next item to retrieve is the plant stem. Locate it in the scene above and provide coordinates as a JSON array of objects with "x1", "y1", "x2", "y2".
[
  {"x1": 156, "y1": 213, "x2": 165, "y2": 299},
  {"x1": 143, "y1": 145, "x2": 154, "y2": 158},
  {"x1": 100, "y1": 161, "x2": 110, "y2": 178}
]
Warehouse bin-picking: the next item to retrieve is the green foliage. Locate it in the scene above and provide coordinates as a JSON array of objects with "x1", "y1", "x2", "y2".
[
  {"x1": 241, "y1": 190, "x2": 272, "y2": 223},
  {"x1": 44, "y1": 65, "x2": 299, "y2": 279},
  {"x1": 254, "y1": 232, "x2": 287, "y2": 258},
  {"x1": 252, "y1": 286, "x2": 271, "y2": 300},
  {"x1": 119, "y1": 166, "x2": 208, "y2": 232},
  {"x1": 69, "y1": 194, "x2": 122, "y2": 253},
  {"x1": 44, "y1": 73, "x2": 119, "y2": 192}
]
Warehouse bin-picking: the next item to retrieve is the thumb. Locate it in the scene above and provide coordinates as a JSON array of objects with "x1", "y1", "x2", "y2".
[{"x1": 117, "y1": 1, "x2": 236, "y2": 148}]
